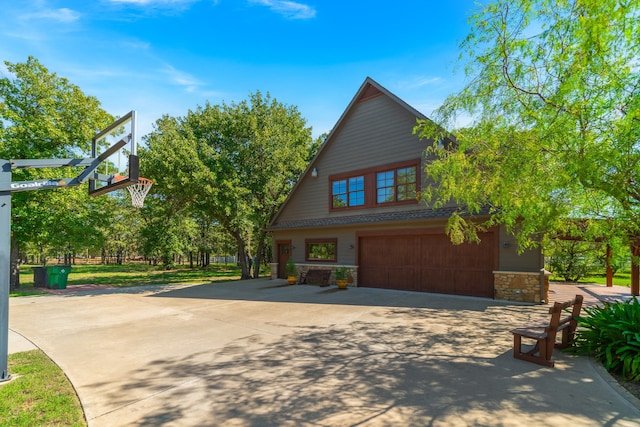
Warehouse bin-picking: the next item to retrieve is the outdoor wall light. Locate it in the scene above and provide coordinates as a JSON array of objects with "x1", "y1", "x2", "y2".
[
  {"x1": 311, "y1": 167, "x2": 318, "y2": 177},
  {"x1": 349, "y1": 244, "x2": 354, "y2": 249},
  {"x1": 502, "y1": 242, "x2": 511, "y2": 248}
]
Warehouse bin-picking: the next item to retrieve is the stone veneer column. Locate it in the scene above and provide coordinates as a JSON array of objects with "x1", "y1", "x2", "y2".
[
  {"x1": 493, "y1": 270, "x2": 550, "y2": 304},
  {"x1": 270, "y1": 263, "x2": 278, "y2": 280}
]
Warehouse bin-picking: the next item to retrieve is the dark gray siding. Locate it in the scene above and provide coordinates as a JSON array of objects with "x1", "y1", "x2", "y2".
[
  {"x1": 273, "y1": 229, "x2": 356, "y2": 265},
  {"x1": 498, "y1": 226, "x2": 543, "y2": 272},
  {"x1": 277, "y1": 94, "x2": 429, "y2": 223}
]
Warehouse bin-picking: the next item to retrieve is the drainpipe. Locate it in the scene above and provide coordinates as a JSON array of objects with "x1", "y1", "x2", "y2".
[
  {"x1": 539, "y1": 268, "x2": 546, "y2": 304},
  {"x1": 539, "y1": 249, "x2": 546, "y2": 304}
]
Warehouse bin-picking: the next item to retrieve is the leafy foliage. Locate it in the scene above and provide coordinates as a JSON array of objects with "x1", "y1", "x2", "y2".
[
  {"x1": 414, "y1": 0, "x2": 640, "y2": 251},
  {"x1": 571, "y1": 298, "x2": 640, "y2": 381},
  {"x1": 142, "y1": 91, "x2": 312, "y2": 278},
  {"x1": 0, "y1": 57, "x2": 113, "y2": 289},
  {"x1": 0, "y1": 56, "x2": 112, "y2": 159},
  {"x1": 139, "y1": 203, "x2": 198, "y2": 268},
  {"x1": 334, "y1": 266, "x2": 349, "y2": 281},
  {"x1": 547, "y1": 240, "x2": 600, "y2": 282},
  {"x1": 285, "y1": 258, "x2": 297, "y2": 276}
]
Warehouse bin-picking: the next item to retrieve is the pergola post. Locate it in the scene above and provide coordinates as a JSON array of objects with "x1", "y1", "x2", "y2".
[
  {"x1": 606, "y1": 244, "x2": 613, "y2": 287},
  {"x1": 632, "y1": 242, "x2": 640, "y2": 296}
]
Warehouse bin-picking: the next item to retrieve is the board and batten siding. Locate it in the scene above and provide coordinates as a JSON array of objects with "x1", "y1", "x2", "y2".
[{"x1": 277, "y1": 94, "x2": 430, "y2": 223}]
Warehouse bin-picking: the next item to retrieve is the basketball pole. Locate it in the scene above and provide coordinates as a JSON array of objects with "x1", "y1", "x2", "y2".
[
  {"x1": 0, "y1": 153, "x2": 127, "y2": 382},
  {"x1": 0, "y1": 111, "x2": 137, "y2": 381},
  {"x1": 0, "y1": 156, "x2": 103, "y2": 382},
  {"x1": 1, "y1": 160, "x2": 11, "y2": 381}
]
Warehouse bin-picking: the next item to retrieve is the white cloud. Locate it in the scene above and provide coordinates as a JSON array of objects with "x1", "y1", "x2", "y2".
[
  {"x1": 22, "y1": 8, "x2": 81, "y2": 23},
  {"x1": 249, "y1": 0, "x2": 316, "y2": 20},
  {"x1": 108, "y1": 0, "x2": 195, "y2": 4},
  {"x1": 414, "y1": 77, "x2": 443, "y2": 87},
  {"x1": 397, "y1": 76, "x2": 443, "y2": 90},
  {"x1": 163, "y1": 64, "x2": 201, "y2": 88},
  {"x1": 122, "y1": 39, "x2": 151, "y2": 50}
]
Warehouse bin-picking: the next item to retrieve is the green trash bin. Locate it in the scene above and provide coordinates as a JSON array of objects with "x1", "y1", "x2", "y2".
[{"x1": 45, "y1": 266, "x2": 71, "y2": 289}]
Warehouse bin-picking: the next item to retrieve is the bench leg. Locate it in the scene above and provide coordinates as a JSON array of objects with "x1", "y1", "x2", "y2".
[
  {"x1": 556, "y1": 327, "x2": 576, "y2": 349},
  {"x1": 513, "y1": 334, "x2": 555, "y2": 368}
]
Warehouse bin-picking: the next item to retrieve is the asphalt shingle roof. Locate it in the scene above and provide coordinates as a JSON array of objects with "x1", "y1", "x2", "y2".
[{"x1": 267, "y1": 206, "x2": 490, "y2": 230}]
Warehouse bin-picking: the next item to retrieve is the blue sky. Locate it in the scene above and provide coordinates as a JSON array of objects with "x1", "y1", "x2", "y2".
[{"x1": 1, "y1": 0, "x2": 480, "y2": 139}]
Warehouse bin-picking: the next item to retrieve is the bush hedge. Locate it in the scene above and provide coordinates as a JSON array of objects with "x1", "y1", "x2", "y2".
[{"x1": 571, "y1": 298, "x2": 640, "y2": 381}]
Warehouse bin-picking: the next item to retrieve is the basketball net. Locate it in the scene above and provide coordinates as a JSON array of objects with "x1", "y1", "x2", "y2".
[{"x1": 127, "y1": 177, "x2": 153, "y2": 208}]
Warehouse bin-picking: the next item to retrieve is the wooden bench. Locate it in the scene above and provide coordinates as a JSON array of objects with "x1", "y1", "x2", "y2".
[
  {"x1": 511, "y1": 294, "x2": 583, "y2": 367},
  {"x1": 298, "y1": 269, "x2": 332, "y2": 287}
]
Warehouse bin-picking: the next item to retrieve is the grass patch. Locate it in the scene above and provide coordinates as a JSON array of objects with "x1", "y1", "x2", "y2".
[
  {"x1": 550, "y1": 271, "x2": 632, "y2": 287},
  {"x1": 12, "y1": 263, "x2": 244, "y2": 296},
  {"x1": 0, "y1": 350, "x2": 86, "y2": 426}
]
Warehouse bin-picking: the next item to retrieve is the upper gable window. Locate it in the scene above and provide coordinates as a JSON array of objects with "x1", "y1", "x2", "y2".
[
  {"x1": 377, "y1": 166, "x2": 417, "y2": 204},
  {"x1": 332, "y1": 176, "x2": 364, "y2": 208},
  {"x1": 329, "y1": 159, "x2": 420, "y2": 211}
]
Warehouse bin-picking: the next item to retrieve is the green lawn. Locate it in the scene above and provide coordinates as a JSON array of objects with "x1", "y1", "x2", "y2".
[
  {"x1": 12, "y1": 263, "x2": 244, "y2": 296},
  {"x1": 0, "y1": 350, "x2": 86, "y2": 426},
  {"x1": 549, "y1": 271, "x2": 633, "y2": 287}
]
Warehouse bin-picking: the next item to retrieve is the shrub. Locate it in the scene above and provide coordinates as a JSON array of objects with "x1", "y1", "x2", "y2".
[
  {"x1": 547, "y1": 240, "x2": 599, "y2": 282},
  {"x1": 285, "y1": 258, "x2": 297, "y2": 276},
  {"x1": 570, "y1": 298, "x2": 640, "y2": 381},
  {"x1": 334, "y1": 266, "x2": 349, "y2": 281}
]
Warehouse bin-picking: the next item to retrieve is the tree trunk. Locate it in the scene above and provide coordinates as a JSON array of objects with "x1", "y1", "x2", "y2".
[
  {"x1": 253, "y1": 233, "x2": 267, "y2": 279},
  {"x1": 9, "y1": 236, "x2": 20, "y2": 291},
  {"x1": 232, "y1": 231, "x2": 250, "y2": 279}
]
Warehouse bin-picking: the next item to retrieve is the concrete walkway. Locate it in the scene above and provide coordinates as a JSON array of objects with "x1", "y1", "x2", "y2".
[
  {"x1": 7, "y1": 280, "x2": 640, "y2": 426},
  {"x1": 548, "y1": 281, "x2": 636, "y2": 306}
]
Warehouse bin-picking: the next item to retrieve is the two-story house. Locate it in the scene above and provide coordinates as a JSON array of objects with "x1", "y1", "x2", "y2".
[{"x1": 268, "y1": 77, "x2": 546, "y2": 302}]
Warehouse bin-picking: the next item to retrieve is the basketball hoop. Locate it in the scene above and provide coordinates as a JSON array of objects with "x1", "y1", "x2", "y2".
[{"x1": 127, "y1": 177, "x2": 153, "y2": 208}]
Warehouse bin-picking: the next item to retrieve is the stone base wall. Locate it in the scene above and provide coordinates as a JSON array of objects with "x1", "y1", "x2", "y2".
[
  {"x1": 270, "y1": 263, "x2": 358, "y2": 287},
  {"x1": 494, "y1": 271, "x2": 550, "y2": 304}
]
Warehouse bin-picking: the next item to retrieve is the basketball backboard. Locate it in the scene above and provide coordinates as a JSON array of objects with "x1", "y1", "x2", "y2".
[{"x1": 88, "y1": 110, "x2": 139, "y2": 196}]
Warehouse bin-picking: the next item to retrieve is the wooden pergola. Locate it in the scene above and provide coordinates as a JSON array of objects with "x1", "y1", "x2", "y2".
[
  {"x1": 555, "y1": 229, "x2": 638, "y2": 295},
  {"x1": 604, "y1": 244, "x2": 639, "y2": 295}
]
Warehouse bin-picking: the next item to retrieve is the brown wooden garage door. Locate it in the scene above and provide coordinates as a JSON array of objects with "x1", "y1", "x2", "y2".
[{"x1": 358, "y1": 231, "x2": 496, "y2": 298}]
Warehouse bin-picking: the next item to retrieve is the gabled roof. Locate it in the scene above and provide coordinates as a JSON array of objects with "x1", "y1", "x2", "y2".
[
  {"x1": 313, "y1": 77, "x2": 429, "y2": 168},
  {"x1": 269, "y1": 77, "x2": 430, "y2": 228}
]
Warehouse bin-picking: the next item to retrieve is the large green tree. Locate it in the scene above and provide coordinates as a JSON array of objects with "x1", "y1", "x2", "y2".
[
  {"x1": 0, "y1": 57, "x2": 113, "y2": 289},
  {"x1": 142, "y1": 91, "x2": 312, "y2": 279},
  {"x1": 415, "y1": 0, "x2": 640, "y2": 250}
]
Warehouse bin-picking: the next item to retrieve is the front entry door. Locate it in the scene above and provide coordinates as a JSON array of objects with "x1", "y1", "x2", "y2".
[{"x1": 277, "y1": 241, "x2": 292, "y2": 279}]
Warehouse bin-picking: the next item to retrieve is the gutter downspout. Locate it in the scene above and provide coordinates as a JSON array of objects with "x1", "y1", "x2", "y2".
[{"x1": 540, "y1": 249, "x2": 546, "y2": 304}]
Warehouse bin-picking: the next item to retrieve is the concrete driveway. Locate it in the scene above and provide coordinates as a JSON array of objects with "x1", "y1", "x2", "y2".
[{"x1": 8, "y1": 279, "x2": 640, "y2": 426}]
